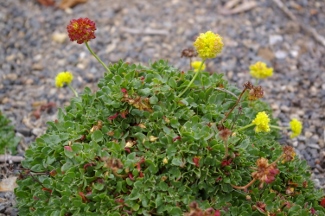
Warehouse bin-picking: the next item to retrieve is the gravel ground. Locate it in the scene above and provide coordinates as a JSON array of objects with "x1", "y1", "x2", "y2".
[{"x1": 0, "y1": 0, "x2": 324, "y2": 215}]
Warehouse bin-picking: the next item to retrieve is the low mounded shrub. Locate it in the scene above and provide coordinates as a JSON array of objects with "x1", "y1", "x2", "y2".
[{"x1": 15, "y1": 18, "x2": 325, "y2": 215}]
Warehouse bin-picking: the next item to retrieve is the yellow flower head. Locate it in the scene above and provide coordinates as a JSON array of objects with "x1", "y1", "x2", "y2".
[
  {"x1": 249, "y1": 62, "x2": 273, "y2": 79},
  {"x1": 289, "y1": 118, "x2": 302, "y2": 138},
  {"x1": 252, "y1": 111, "x2": 270, "y2": 133},
  {"x1": 191, "y1": 61, "x2": 206, "y2": 72},
  {"x1": 193, "y1": 31, "x2": 223, "y2": 59},
  {"x1": 55, "y1": 71, "x2": 74, "y2": 88}
]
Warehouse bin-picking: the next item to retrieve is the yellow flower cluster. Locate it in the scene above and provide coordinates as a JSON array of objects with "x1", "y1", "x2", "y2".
[
  {"x1": 193, "y1": 31, "x2": 223, "y2": 59},
  {"x1": 252, "y1": 111, "x2": 270, "y2": 133},
  {"x1": 191, "y1": 61, "x2": 206, "y2": 72},
  {"x1": 55, "y1": 71, "x2": 74, "y2": 88},
  {"x1": 289, "y1": 118, "x2": 302, "y2": 138},
  {"x1": 249, "y1": 62, "x2": 273, "y2": 79}
]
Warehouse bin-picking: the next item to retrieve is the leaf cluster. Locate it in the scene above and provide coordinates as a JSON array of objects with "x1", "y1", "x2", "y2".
[{"x1": 0, "y1": 111, "x2": 20, "y2": 154}]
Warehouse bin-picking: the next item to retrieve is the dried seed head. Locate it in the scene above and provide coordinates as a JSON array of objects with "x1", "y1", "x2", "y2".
[
  {"x1": 219, "y1": 128, "x2": 232, "y2": 141},
  {"x1": 282, "y1": 146, "x2": 296, "y2": 162},
  {"x1": 248, "y1": 86, "x2": 264, "y2": 101},
  {"x1": 243, "y1": 81, "x2": 254, "y2": 90},
  {"x1": 252, "y1": 157, "x2": 279, "y2": 185},
  {"x1": 181, "y1": 48, "x2": 197, "y2": 58},
  {"x1": 189, "y1": 201, "x2": 199, "y2": 210}
]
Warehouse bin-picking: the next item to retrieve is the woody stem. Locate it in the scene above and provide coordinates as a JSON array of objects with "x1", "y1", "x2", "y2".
[{"x1": 231, "y1": 178, "x2": 257, "y2": 190}]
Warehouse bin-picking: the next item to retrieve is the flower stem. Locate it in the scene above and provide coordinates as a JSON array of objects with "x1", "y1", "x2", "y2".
[
  {"x1": 270, "y1": 125, "x2": 283, "y2": 130},
  {"x1": 178, "y1": 60, "x2": 206, "y2": 98},
  {"x1": 223, "y1": 140, "x2": 229, "y2": 159},
  {"x1": 85, "y1": 42, "x2": 111, "y2": 74},
  {"x1": 237, "y1": 123, "x2": 254, "y2": 132},
  {"x1": 219, "y1": 87, "x2": 248, "y2": 126},
  {"x1": 215, "y1": 87, "x2": 239, "y2": 99},
  {"x1": 68, "y1": 84, "x2": 78, "y2": 97}
]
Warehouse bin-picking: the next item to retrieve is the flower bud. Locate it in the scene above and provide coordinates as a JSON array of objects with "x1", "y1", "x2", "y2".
[{"x1": 163, "y1": 157, "x2": 168, "y2": 165}]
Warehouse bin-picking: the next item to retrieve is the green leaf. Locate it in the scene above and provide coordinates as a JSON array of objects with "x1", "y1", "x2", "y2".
[
  {"x1": 128, "y1": 190, "x2": 140, "y2": 200},
  {"x1": 139, "y1": 88, "x2": 151, "y2": 96},
  {"x1": 155, "y1": 194, "x2": 162, "y2": 208},
  {"x1": 237, "y1": 138, "x2": 250, "y2": 149},
  {"x1": 168, "y1": 77, "x2": 177, "y2": 88},
  {"x1": 149, "y1": 96, "x2": 158, "y2": 104},
  {"x1": 91, "y1": 130, "x2": 103, "y2": 143},
  {"x1": 61, "y1": 161, "x2": 73, "y2": 172},
  {"x1": 169, "y1": 207, "x2": 182, "y2": 215},
  {"x1": 171, "y1": 157, "x2": 183, "y2": 166},
  {"x1": 71, "y1": 143, "x2": 83, "y2": 152},
  {"x1": 158, "y1": 181, "x2": 168, "y2": 191}
]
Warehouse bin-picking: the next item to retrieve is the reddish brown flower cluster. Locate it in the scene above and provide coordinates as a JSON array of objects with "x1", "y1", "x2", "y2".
[
  {"x1": 243, "y1": 81, "x2": 254, "y2": 90},
  {"x1": 243, "y1": 81, "x2": 263, "y2": 101},
  {"x1": 248, "y1": 86, "x2": 264, "y2": 101},
  {"x1": 67, "y1": 18, "x2": 96, "y2": 44},
  {"x1": 219, "y1": 128, "x2": 232, "y2": 141},
  {"x1": 221, "y1": 158, "x2": 232, "y2": 167},
  {"x1": 193, "y1": 156, "x2": 201, "y2": 167},
  {"x1": 181, "y1": 48, "x2": 197, "y2": 58},
  {"x1": 251, "y1": 157, "x2": 279, "y2": 187}
]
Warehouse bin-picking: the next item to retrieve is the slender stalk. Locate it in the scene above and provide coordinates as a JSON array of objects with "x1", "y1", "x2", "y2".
[
  {"x1": 219, "y1": 87, "x2": 248, "y2": 125},
  {"x1": 223, "y1": 140, "x2": 229, "y2": 159},
  {"x1": 178, "y1": 60, "x2": 206, "y2": 98},
  {"x1": 237, "y1": 123, "x2": 254, "y2": 132},
  {"x1": 85, "y1": 42, "x2": 111, "y2": 74},
  {"x1": 270, "y1": 125, "x2": 283, "y2": 130},
  {"x1": 67, "y1": 84, "x2": 78, "y2": 97},
  {"x1": 270, "y1": 154, "x2": 285, "y2": 166},
  {"x1": 215, "y1": 87, "x2": 239, "y2": 99}
]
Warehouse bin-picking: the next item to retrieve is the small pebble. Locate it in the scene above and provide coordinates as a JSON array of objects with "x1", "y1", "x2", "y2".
[
  {"x1": 269, "y1": 35, "x2": 283, "y2": 45},
  {"x1": 275, "y1": 50, "x2": 287, "y2": 59}
]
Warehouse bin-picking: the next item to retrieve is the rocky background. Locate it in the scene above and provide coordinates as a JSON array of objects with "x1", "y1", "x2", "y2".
[{"x1": 0, "y1": 0, "x2": 324, "y2": 215}]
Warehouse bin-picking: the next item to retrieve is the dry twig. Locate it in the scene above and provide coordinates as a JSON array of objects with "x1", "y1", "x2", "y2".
[
  {"x1": 0, "y1": 155, "x2": 24, "y2": 163},
  {"x1": 272, "y1": 0, "x2": 325, "y2": 46},
  {"x1": 220, "y1": 1, "x2": 257, "y2": 15},
  {"x1": 59, "y1": 0, "x2": 88, "y2": 9}
]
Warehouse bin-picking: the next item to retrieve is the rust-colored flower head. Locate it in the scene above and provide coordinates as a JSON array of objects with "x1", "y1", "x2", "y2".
[
  {"x1": 248, "y1": 86, "x2": 264, "y2": 101},
  {"x1": 243, "y1": 81, "x2": 254, "y2": 90},
  {"x1": 219, "y1": 128, "x2": 232, "y2": 141},
  {"x1": 252, "y1": 157, "x2": 279, "y2": 186},
  {"x1": 67, "y1": 18, "x2": 96, "y2": 44},
  {"x1": 181, "y1": 48, "x2": 197, "y2": 58},
  {"x1": 282, "y1": 146, "x2": 296, "y2": 162}
]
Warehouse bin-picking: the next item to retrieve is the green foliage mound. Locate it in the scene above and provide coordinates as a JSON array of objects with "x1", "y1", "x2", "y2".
[
  {"x1": 16, "y1": 60, "x2": 324, "y2": 215},
  {"x1": 0, "y1": 111, "x2": 20, "y2": 154}
]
